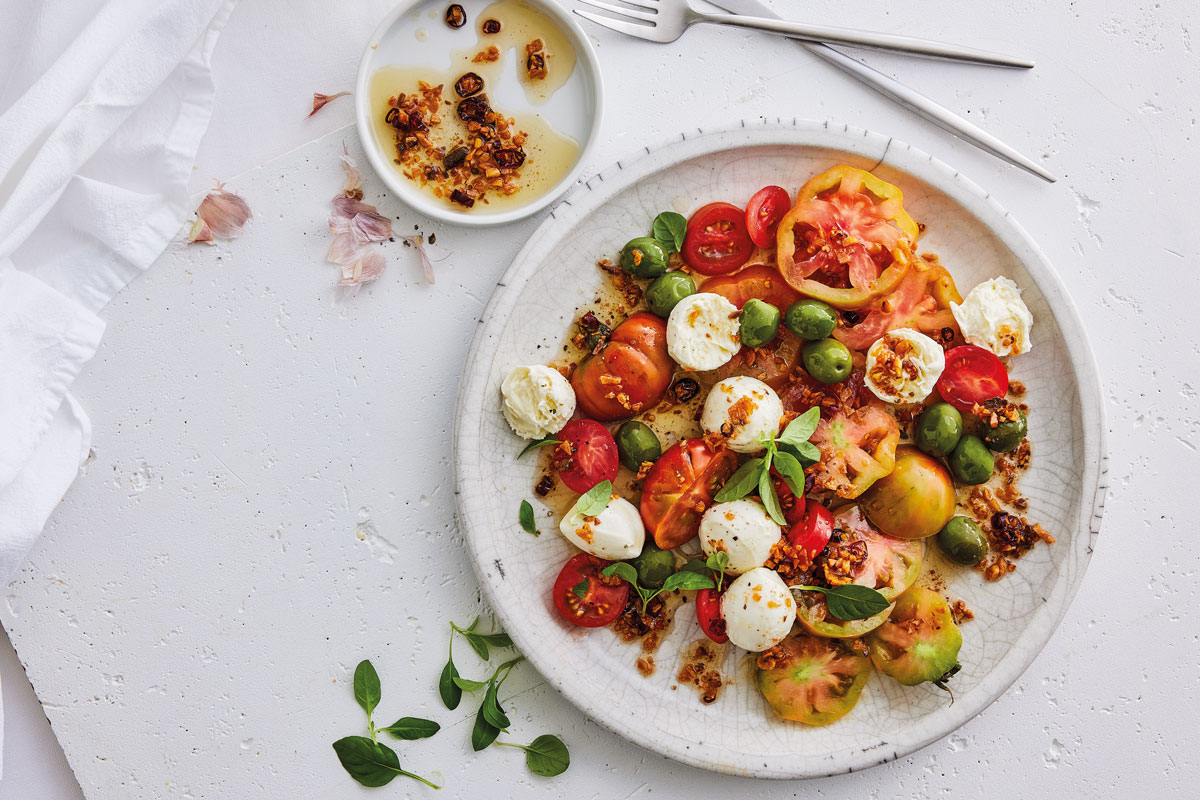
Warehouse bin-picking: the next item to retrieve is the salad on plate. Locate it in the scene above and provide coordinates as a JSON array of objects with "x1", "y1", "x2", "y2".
[{"x1": 498, "y1": 165, "x2": 1052, "y2": 725}]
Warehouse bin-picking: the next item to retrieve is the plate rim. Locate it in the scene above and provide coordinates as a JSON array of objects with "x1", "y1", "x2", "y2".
[{"x1": 452, "y1": 120, "x2": 1107, "y2": 778}]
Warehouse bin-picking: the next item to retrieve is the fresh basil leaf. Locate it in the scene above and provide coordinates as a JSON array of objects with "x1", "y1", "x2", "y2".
[
  {"x1": 772, "y1": 449, "x2": 806, "y2": 496},
  {"x1": 572, "y1": 578, "x2": 588, "y2": 599},
  {"x1": 799, "y1": 584, "x2": 891, "y2": 620},
  {"x1": 452, "y1": 674, "x2": 489, "y2": 692},
  {"x1": 679, "y1": 557, "x2": 709, "y2": 575},
  {"x1": 705, "y1": 550, "x2": 729, "y2": 574},
  {"x1": 651, "y1": 211, "x2": 687, "y2": 254},
  {"x1": 494, "y1": 655, "x2": 525, "y2": 686},
  {"x1": 577, "y1": 479, "x2": 613, "y2": 517},
  {"x1": 778, "y1": 407, "x2": 821, "y2": 446},
  {"x1": 778, "y1": 440, "x2": 820, "y2": 469},
  {"x1": 661, "y1": 570, "x2": 716, "y2": 593},
  {"x1": 713, "y1": 457, "x2": 765, "y2": 503},
  {"x1": 381, "y1": 717, "x2": 441, "y2": 740},
  {"x1": 439, "y1": 657, "x2": 462, "y2": 710},
  {"x1": 519, "y1": 500, "x2": 538, "y2": 535},
  {"x1": 601, "y1": 561, "x2": 639, "y2": 586},
  {"x1": 481, "y1": 682, "x2": 511, "y2": 730},
  {"x1": 353, "y1": 660, "x2": 381, "y2": 716},
  {"x1": 524, "y1": 734, "x2": 571, "y2": 777},
  {"x1": 758, "y1": 466, "x2": 786, "y2": 526},
  {"x1": 518, "y1": 436, "x2": 560, "y2": 458},
  {"x1": 471, "y1": 702, "x2": 501, "y2": 751},
  {"x1": 477, "y1": 632, "x2": 513, "y2": 648},
  {"x1": 332, "y1": 736, "x2": 401, "y2": 787}
]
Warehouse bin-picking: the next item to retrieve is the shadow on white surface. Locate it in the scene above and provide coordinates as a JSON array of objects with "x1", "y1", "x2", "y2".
[{"x1": 0, "y1": 627, "x2": 82, "y2": 800}]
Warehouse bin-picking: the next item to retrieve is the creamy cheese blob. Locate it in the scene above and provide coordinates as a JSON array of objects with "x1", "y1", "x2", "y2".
[
  {"x1": 500, "y1": 364, "x2": 576, "y2": 439},
  {"x1": 950, "y1": 276, "x2": 1034, "y2": 357},
  {"x1": 559, "y1": 494, "x2": 645, "y2": 561},
  {"x1": 722, "y1": 567, "x2": 796, "y2": 652},
  {"x1": 864, "y1": 327, "x2": 946, "y2": 405},
  {"x1": 666, "y1": 292, "x2": 741, "y2": 371},
  {"x1": 700, "y1": 376, "x2": 784, "y2": 453},
  {"x1": 699, "y1": 499, "x2": 782, "y2": 575}
]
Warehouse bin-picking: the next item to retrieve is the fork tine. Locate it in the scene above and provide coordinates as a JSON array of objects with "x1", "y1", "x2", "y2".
[
  {"x1": 574, "y1": 0, "x2": 657, "y2": 23},
  {"x1": 573, "y1": 9, "x2": 658, "y2": 37}
]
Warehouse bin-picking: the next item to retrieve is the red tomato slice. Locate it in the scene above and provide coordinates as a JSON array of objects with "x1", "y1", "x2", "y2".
[
  {"x1": 695, "y1": 588, "x2": 728, "y2": 643},
  {"x1": 936, "y1": 345, "x2": 1009, "y2": 411},
  {"x1": 835, "y1": 263, "x2": 961, "y2": 352},
  {"x1": 699, "y1": 264, "x2": 802, "y2": 311},
  {"x1": 554, "y1": 419, "x2": 619, "y2": 494},
  {"x1": 787, "y1": 502, "x2": 834, "y2": 559},
  {"x1": 640, "y1": 438, "x2": 739, "y2": 549},
  {"x1": 682, "y1": 202, "x2": 754, "y2": 276},
  {"x1": 551, "y1": 553, "x2": 628, "y2": 628},
  {"x1": 572, "y1": 313, "x2": 674, "y2": 422},
  {"x1": 746, "y1": 185, "x2": 791, "y2": 248}
]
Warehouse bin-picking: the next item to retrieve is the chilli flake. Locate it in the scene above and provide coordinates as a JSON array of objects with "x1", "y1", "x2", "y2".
[
  {"x1": 188, "y1": 181, "x2": 252, "y2": 243},
  {"x1": 309, "y1": 91, "x2": 350, "y2": 117},
  {"x1": 328, "y1": 145, "x2": 392, "y2": 289}
]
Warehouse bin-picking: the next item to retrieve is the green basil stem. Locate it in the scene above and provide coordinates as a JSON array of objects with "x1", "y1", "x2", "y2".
[{"x1": 400, "y1": 768, "x2": 441, "y2": 790}]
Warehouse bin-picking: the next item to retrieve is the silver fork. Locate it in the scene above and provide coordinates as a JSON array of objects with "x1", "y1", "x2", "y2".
[{"x1": 574, "y1": 0, "x2": 1033, "y2": 68}]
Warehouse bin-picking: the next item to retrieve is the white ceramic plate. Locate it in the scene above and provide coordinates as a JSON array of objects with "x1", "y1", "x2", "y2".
[
  {"x1": 355, "y1": 0, "x2": 602, "y2": 226},
  {"x1": 453, "y1": 122, "x2": 1107, "y2": 778}
]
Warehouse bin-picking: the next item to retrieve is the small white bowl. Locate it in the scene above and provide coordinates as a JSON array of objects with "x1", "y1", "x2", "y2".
[{"x1": 355, "y1": 0, "x2": 603, "y2": 227}]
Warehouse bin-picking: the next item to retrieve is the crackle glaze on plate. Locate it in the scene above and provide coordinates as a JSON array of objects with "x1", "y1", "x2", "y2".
[{"x1": 453, "y1": 122, "x2": 1106, "y2": 778}]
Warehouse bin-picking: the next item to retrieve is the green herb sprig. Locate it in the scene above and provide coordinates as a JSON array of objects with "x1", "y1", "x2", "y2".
[
  {"x1": 652, "y1": 211, "x2": 687, "y2": 254},
  {"x1": 517, "y1": 435, "x2": 561, "y2": 458},
  {"x1": 602, "y1": 562, "x2": 716, "y2": 615},
  {"x1": 713, "y1": 407, "x2": 821, "y2": 525},
  {"x1": 793, "y1": 583, "x2": 891, "y2": 620},
  {"x1": 680, "y1": 550, "x2": 731, "y2": 592},
  {"x1": 496, "y1": 734, "x2": 571, "y2": 777},
  {"x1": 332, "y1": 659, "x2": 441, "y2": 789}
]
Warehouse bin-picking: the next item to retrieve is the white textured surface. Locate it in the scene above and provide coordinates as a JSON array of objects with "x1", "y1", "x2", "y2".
[{"x1": 3, "y1": 0, "x2": 1199, "y2": 796}]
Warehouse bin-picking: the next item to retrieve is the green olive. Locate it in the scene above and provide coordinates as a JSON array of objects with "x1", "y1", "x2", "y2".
[
  {"x1": 914, "y1": 403, "x2": 964, "y2": 457},
  {"x1": 983, "y1": 410, "x2": 1028, "y2": 452},
  {"x1": 615, "y1": 420, "x2": 662, "y2": 472},
  {"x1": 645, "y1": 271, "x2": 696, "y2": 318},
  {"x1": 784, "y1": 299, "x2": 838, "y2": 340},
  {"x1": 620, "y1": 237, "x2": 668, "y2": 279},
  {"x1": 739, "y1": 299, "x2": 781, "y2": 348},
  {"x1": 802, "y1": 338, "x2": 853, "y2": 384},
  {"x1": 948, "y1": 435, "x2": 994, "y2": 485},
  {"x1": 632, "y1": 542, "x2": 675, "y2": 589},
  {"x1": 936, "y1": 516, "x2": 988, "y2": 566}
]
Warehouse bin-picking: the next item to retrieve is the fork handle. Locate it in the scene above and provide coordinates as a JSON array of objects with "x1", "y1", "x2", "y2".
[{"x1": 693, "y1": 11, "x2": 1034, "y2": 69}]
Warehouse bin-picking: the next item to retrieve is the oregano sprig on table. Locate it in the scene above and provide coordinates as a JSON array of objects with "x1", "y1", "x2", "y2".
[
  {"x1": 332, "y1": 659, "x2": 441, "y2": 789},
  {"x1": 713, "y1": 407, "x2": 822, "y2": 526}
]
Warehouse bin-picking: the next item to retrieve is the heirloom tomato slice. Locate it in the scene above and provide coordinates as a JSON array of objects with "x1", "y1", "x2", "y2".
[
  {"x1": 640, "y1": 438, "x2": 738, "y2": 549},
  {"x1": 866, "y1": 586, "x2": 962, "y2": 686},
  {"x1": 757, "y1": 633, "x2": 872, "y2": 725},
  {"x1": 700, "y1": 264, "x2": 801, "y2": 311},
  {"x1": 835, "y1": 261, "x2": 962, "y2": 352},
  {"x1": 834, "y1": 505, "x2": 924, "y2": 602},
  {"x1": 808, "y1": 399, "x2": 900, "y2": 499},
  {"x1": 777, "y1": 166, "x2": 919, "y2": 309},
  {"x1": 572, "y1": 312, "x2": 674, "y2": 421}
]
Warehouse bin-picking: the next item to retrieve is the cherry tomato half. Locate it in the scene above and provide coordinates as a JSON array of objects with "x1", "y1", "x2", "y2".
[
  {"x1": 572, "y1": 313, "x2": 674, "y2": 422},
  {"x1": 552, "y1": 553, "x2": 628, "y2": 628},
  {"x1": 787, "y1": 502, "x2": 834, "y2": 559},
  {"x1": 746, "y1": 185, "x2": 791, "y2": 248},
  {"x1": 695, "y1": 588, "x2": 728, "y2": 644},
  {"x1": 936, "y1": 345, "x2": 1009, "y2": 412},
  {"x1": 682, "y1": 202, "x2": 754, "y2": 276},
  {"x1": 555, "y1": 419, "x2": 619, "y2": 494},
  {"x1": 640, "y1": 438, "x2": 739, "y2": 549}
]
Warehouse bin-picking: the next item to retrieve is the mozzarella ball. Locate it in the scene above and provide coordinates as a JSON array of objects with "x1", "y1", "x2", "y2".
[
  {"x1": 666, "y1": 292, "x2": 741, "y2": 371},
  {"x1": 700, "y1": 376, "x2": 784, "y2": 453},
  {"x1": 722, "y1": 567, "x2": 797, "y2": 652},
  {"x1": 950, "y1": 276, "x2": 1034, "y2": 357},
  {"x1": 500, "y1": 364, "x2": 576, "y2": 439},
  {"x1": 699, "y1": 499, "x2": 782, "y2": 575},
  {"x1": 559, "y1": 494, "x2": 645, "y2": 561},
  {"x1": 864, "y1": 327, "x2": 946, "y2": 405}
]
